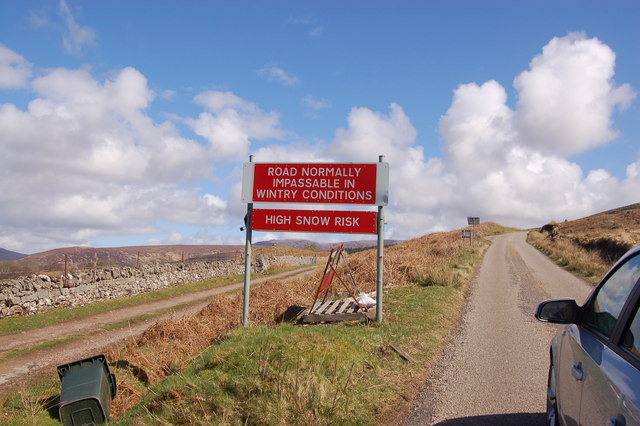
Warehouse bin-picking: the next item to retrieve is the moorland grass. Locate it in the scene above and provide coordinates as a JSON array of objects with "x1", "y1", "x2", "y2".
[
  {"x1": 116, "y1": 284, "x2": 463, "y2": 425},
  {"x1": 527, "y1": 230, "x2": 609, "y2": 285},
  {"x1": 0, "y1": 226, "x2": 501, "y2": 424}
]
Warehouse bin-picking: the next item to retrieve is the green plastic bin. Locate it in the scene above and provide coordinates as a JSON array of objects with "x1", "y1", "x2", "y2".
[{"x1": 57, "y1": 354, "x2": 117, "y2": 425}]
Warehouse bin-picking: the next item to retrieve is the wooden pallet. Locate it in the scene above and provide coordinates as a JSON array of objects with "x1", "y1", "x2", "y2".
[{"x1": 300, "y1": 297, "x2": 375, "y2": 323}]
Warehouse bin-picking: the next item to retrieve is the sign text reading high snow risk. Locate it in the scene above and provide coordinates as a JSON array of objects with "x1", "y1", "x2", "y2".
[
  {"x1": 242, "y1": 163, "x2": 388, "y2": 205},
  {"x1": 252, "y1": 209, "x2": 378, "y2": 234}
]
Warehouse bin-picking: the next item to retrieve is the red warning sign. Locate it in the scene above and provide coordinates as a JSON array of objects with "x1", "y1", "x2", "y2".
[
  {"x1": 252, "y1": 209, "x2": 378, "y2": 234},
  {"x1": 242, "y1": 162, "x2": 388, "y2": 205}
]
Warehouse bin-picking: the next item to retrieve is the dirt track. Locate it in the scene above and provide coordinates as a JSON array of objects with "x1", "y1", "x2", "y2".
[
  {"x1": 403, "y1": 232, "x2": 594, "y2": 425},
  {"x1": 0, "y1": 266, "x2": 318, "y2": 390}
]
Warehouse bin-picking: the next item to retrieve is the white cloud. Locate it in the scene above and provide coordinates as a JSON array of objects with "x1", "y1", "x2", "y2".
[
  {"x1": 437, "y1": 33, "x2": 637, "y2": 228},
  {"x1": 160, "y1": 89, "x2": 177, "y2": 101},
  {"x1": 332, "y1": 103, "x2": 418, "y2": 162},
  {"x1": 621, "y1": 156, "x2": 640, "y2": 202},
  {"x1": 0, "y1": 65, "x2": 229, "y2": 252},
  {"x1": 328, "y1": 103, "x2": 457, "y2": 239},
  {"x1": 439, "y1": 80, "x2": 515, "y2": 179},
  {"x1": 28, "y1": 10, "x2": 52, "y2": 28},
  {"x1": 203, "y1": 193, "x2": 227, "y2": 210},
  {"x1": 257, "y1": 64, "x2": 300, "y2": 86},
  {"x1": 145, "y1": 228, "x2": 242, "y2": 246},
  {"x1": 187, "y1": 90, "x2": 284, "y2": 159},
  {"x1": 287, "y1": 14, "x2": 313, "y2": 26},
  {"x1": 1, "y1": 32, "x2": 637, "y2": 253},
  {"x1": 0, "y1": 45, "x2": 32, "y2": 88},
  {"x1": 195, "y1": 91, "x2": 248, "y2": 112},
  {"x1": 308, "y1": 26, "x2": 323, "y2": 38},
  {"x1": 323, "y1": 33, "x2": 637, "y2": 239},
  {"x1": 302, "y1": 96, "x2": 330, "y2": 110},
  {"x1": 514, "y1": 32, "x2": 636, "y2": 156},
  {"x1": 58, "y1": 0, "x2": 96, "y2": 54},
  {"x1": 287, "y1": 14, "x2": 323, "y2": 38}
]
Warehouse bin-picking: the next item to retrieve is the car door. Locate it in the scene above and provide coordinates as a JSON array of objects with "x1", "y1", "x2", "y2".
[
  {"x1": 616, "y1": 302, "x2": 640, "y2": 425},
  {"x1": 554, "y1": 252, "x2": 640, "y2": 426},
  {"x1": 556, "y1": 323, "x2": 586, "y2": 426},
  {"x1": 580, "y1": 293, "x2": 640, "y2": 426},
  {"x1": 573, "y1": 253, "x2": 640, "y2": 426}
]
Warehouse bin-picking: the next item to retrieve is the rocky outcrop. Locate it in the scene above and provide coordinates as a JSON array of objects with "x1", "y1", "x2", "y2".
[
  {"x1": 540, "y1": 223, "x2": 559, "y2": 238},
  {"x1": 0, "y1": 255, "x2": 319, "y2": 319}
]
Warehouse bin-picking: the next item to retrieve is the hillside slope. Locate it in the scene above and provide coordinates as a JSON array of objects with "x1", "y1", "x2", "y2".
[
  {"x1": 541, "y1": 203, "x2": 640, "y2": 262},
  {"x1": 0, "y1": 248, "x2": 26, "y2": 261}
]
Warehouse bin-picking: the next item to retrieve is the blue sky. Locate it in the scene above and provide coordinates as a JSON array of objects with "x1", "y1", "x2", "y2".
[{"x1": 0, "y1": 0, "x2": 638, "y2": 254}]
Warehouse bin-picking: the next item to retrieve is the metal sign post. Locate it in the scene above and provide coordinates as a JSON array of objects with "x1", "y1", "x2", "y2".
[
  {"x1": 242, "y1": 155, "x2": 254, "y2": 327},
  {"x1": 466, "y1": 217, "x2": 480, "y2": 249},
  {"x1": 376, "y1": 155, "x2": 385, "y2": 322}
]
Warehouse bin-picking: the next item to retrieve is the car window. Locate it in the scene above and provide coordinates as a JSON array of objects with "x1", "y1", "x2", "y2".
[
  {"x1": 582, "y1": 254, "x2": 640, "y2": 338},
  {"x1": 622, "y1": 305, "x2": 640, "y2": 358}
]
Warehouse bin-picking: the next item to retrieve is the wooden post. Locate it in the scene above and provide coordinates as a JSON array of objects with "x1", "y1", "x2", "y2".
[{"x1": 64, "y1": 254, "x2": 68, "y2": 287}]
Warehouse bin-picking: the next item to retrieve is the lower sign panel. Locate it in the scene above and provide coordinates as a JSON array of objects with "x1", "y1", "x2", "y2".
[{"x1": 252, "y1": 209, "x2": 378, "y2": 234}]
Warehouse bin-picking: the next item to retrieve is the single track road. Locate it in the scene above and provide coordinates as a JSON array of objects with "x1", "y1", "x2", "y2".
[{"x1": 403, "y1": 232, "x2": 593, "y2": 425}]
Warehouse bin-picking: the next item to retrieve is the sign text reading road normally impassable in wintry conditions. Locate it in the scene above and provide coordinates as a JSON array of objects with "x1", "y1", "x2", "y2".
[
  {"x1": 242, "y1": 162, "x2": 389, "y2": 205},
  {"x1": 252, "y1": 209, "x2": 378, "y2": 234}
]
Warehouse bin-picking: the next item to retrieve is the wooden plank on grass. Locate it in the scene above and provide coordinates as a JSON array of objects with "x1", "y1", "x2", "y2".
[
  {"x1": 327, "y1": 299, "x2": 341, "y2": 313},
  {"x1": 390, "y1": 344, "x2": 417, "y2": 363},
  {"x1": 300, "y1": 307, "x2": 376, "y2": 323},
  {"x1": 318, "y1": 300, "x2": 334, "y2": 314},
  {"x1": 337, "y1": 300, "x2": 351, "y2": 313},
  {"x1": 301, "y1": 312, "x2": 367, "y2": 323}
]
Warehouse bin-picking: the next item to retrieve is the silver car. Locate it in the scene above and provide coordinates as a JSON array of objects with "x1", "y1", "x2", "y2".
[{"x1": 535, "y1": 245, "x2": 640, "y2": 426}]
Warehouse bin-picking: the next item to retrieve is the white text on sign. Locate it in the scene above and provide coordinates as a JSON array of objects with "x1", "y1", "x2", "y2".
[
  {"x1": 245, "y1": 163, "x2": 384, "y2": 205},
  {"x1": 252, "y1": 209, "x2": 377, "y2": 234}
]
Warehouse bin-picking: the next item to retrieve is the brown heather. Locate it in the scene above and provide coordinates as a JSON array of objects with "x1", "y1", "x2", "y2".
[{"x1": 528, "y1": 203, "x2": 640, "y2": 284}]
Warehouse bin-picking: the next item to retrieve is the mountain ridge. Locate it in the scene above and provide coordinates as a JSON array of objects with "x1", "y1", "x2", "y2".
[{"x1": 0, "y1": 248, "x2": 26, "y2": 261}]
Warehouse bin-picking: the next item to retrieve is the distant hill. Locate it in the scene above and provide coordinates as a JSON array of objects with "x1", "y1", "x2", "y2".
[
  {"x1": 254, "y1": 239, "x2": 402, "y2": 251},
  {"x1": 0, "y1": 248, "x2": 26, "y2": 261},
  {"x1": 0, "y1": 238, "x2": 402, "y2": 278},
  {"x1": 2, "y1": 245, "x2": 245, "y2": 275}
]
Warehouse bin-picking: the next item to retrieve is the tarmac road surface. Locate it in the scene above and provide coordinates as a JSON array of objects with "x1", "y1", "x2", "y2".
[{"x1": 402, "y1": 231, "x2": 594, "y2": 426}]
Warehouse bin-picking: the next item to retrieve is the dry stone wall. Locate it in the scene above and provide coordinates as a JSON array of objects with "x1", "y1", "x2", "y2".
[{"x1": 0, "y1": 254, "x2": 320, "y2": 319}]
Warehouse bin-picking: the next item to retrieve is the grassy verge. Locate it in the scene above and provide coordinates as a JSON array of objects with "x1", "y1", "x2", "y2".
[
  {"x1": 527, "y1": 230, "x2": 609, "y2": 285},
  {"x1": 0, "y1": 284, "x2": 468, "y2": 426},
  {"x1": 116, "y1": 285, "x2": 464, "y2": 425},
  {"x1": 0, "y1": 225, "x2": 505, "y2": 424},
  {"x1": 0, "y1": 266, "x2": 311, "y2": 336}
]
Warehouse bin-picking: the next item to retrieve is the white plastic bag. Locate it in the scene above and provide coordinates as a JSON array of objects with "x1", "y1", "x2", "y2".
[{"x1": 356, "y1": 292, "x2": 376, "y2": 308}]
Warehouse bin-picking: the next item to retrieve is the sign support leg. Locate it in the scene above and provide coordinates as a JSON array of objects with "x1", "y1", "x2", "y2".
[
  {"x1": 376, "y1": 155, "x2": 385, "y2": 323},
  {"x1": 242, "y1": 203, "x2": 253, "y2": 327},
  {"x1": 243, "y1": 155, "x2": 254, "y2": 327}
]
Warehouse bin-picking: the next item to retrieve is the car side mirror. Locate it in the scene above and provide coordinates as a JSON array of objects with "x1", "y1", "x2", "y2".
[{"x1": 535, "y1": 298, "x2": 579, "y2": 324}]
